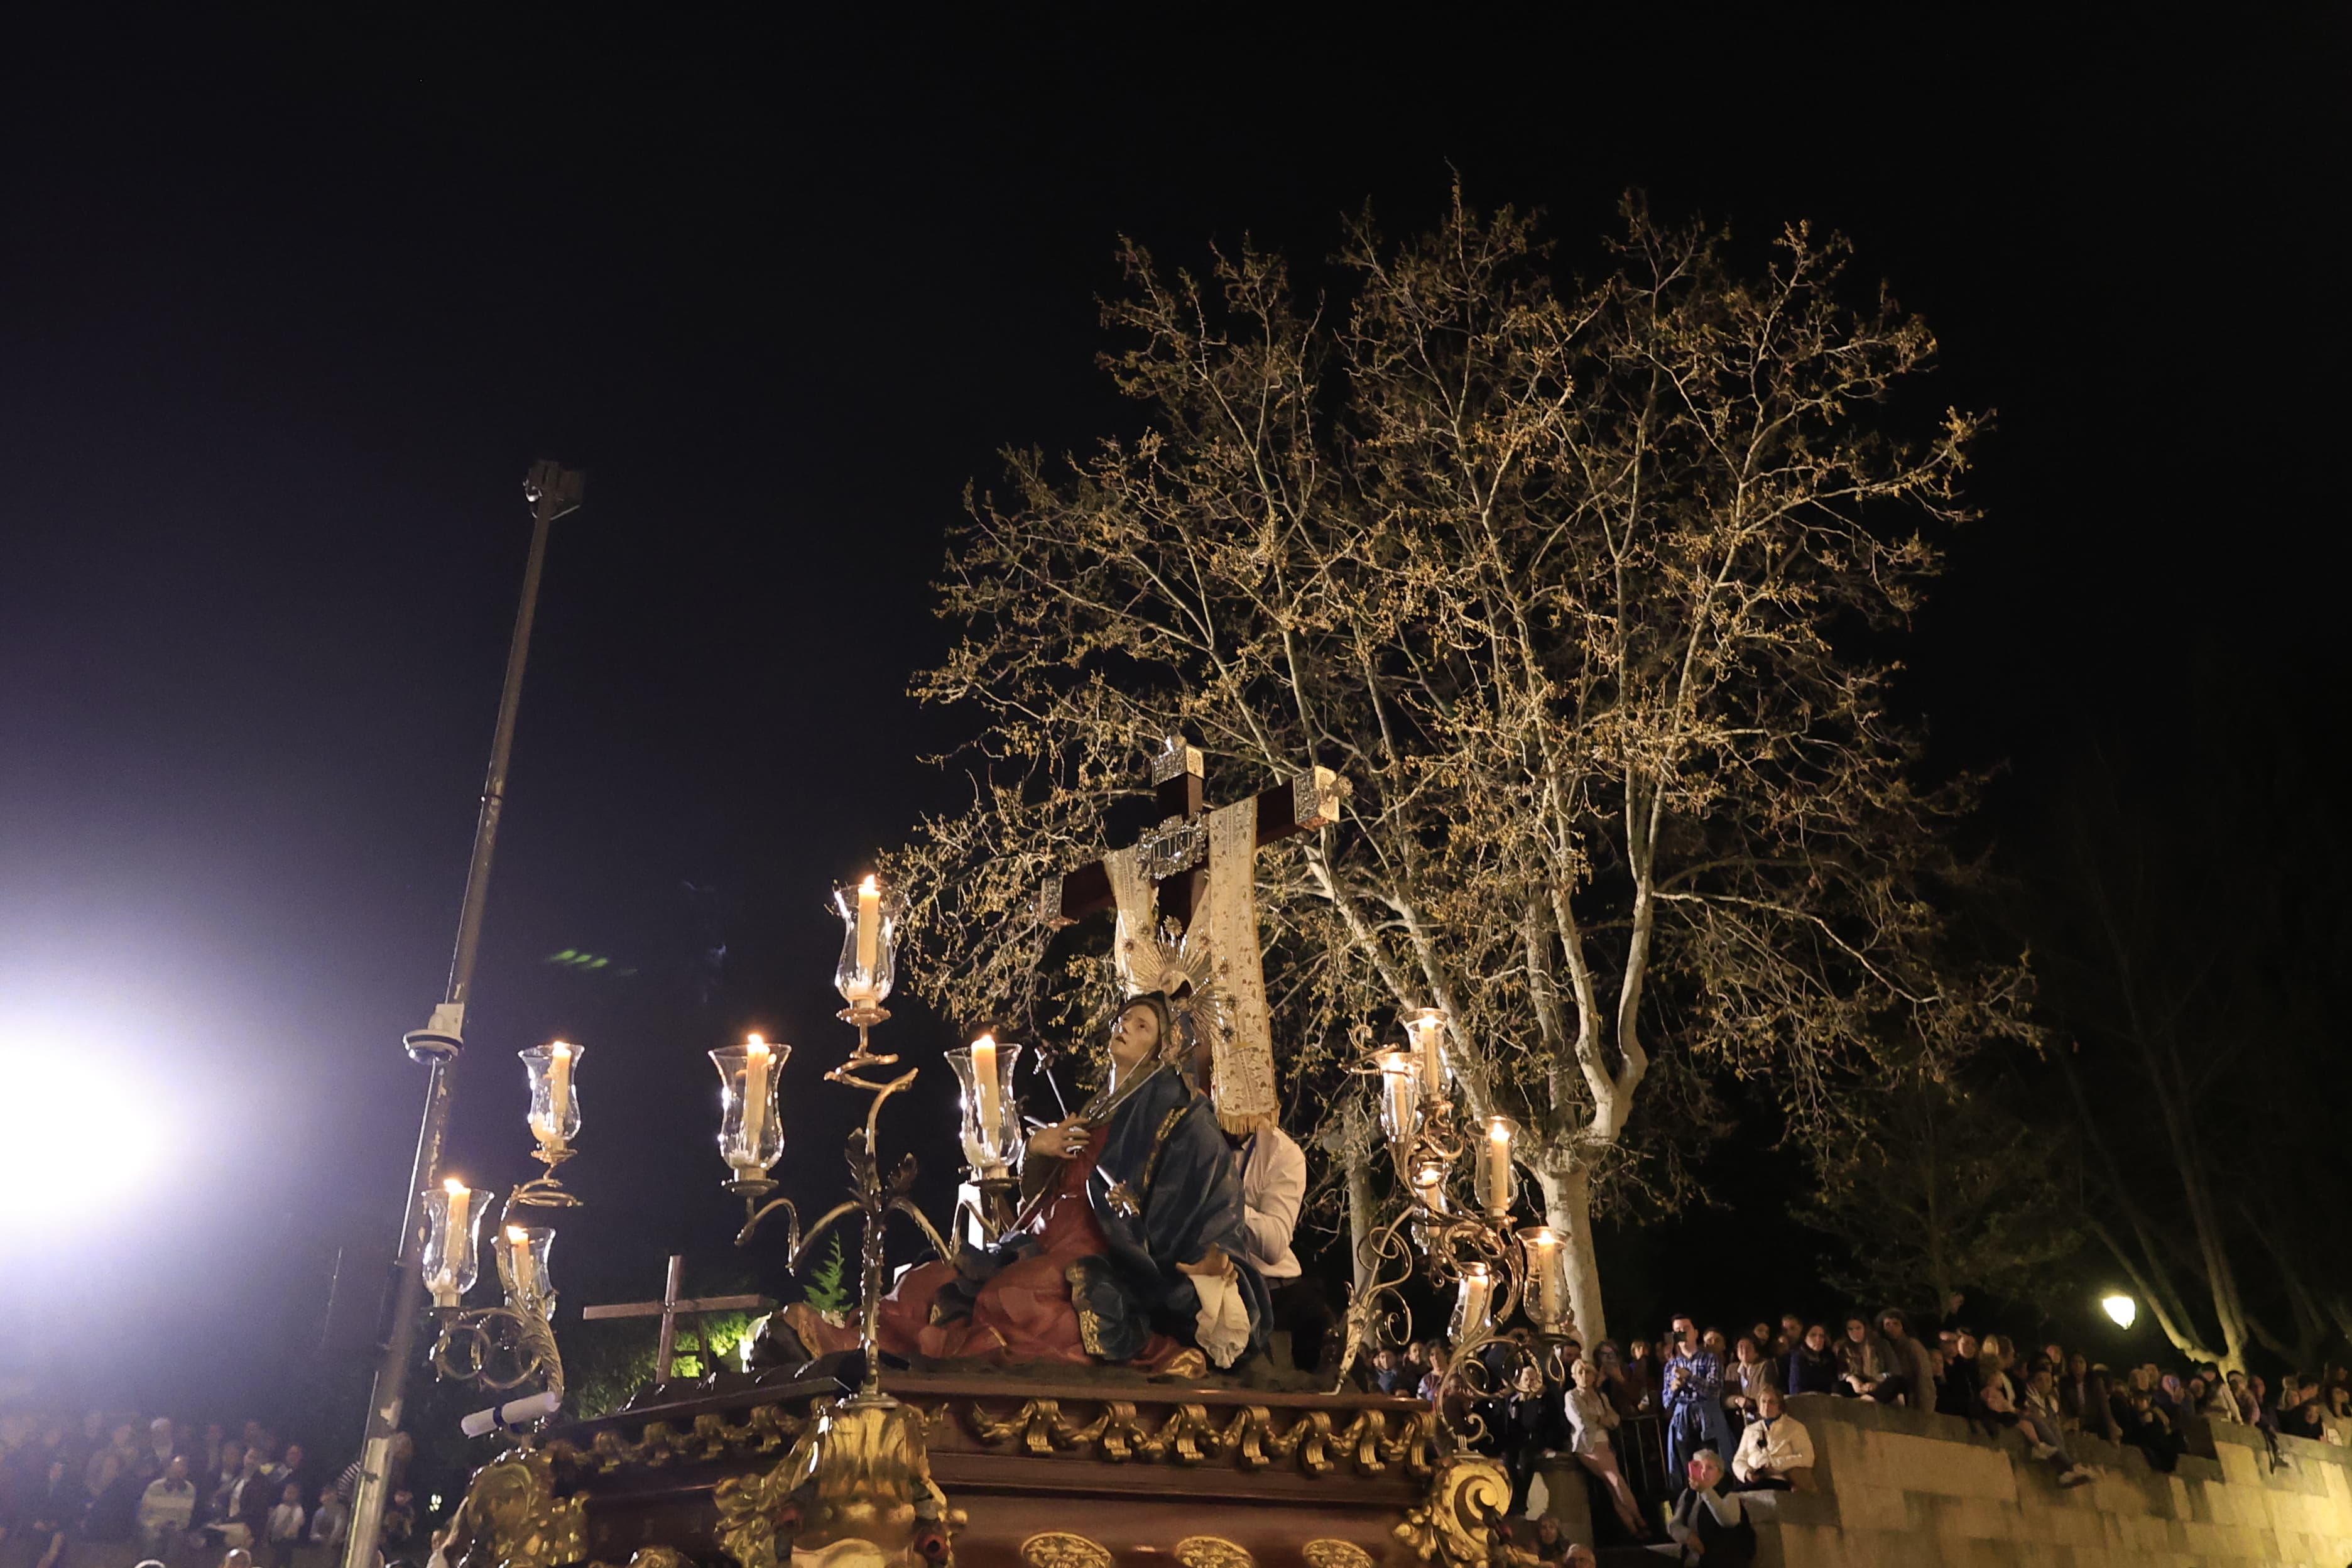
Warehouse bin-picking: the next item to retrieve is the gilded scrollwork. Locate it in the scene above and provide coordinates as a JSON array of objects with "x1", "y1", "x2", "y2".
[
  {"x1": 1302, "y1": 1543, "x2": 1375, "y2": 1568},
  {"x1": 435, "y1": 1446, "x2": 588, "y2": 1568},
  {"x1": 548, "y1": 1401, "x2": 808, "y2": 1476},
  {"x1": 587, "y1": 1550, "x2": 690, "y2": 1568},
  {"x1": 1393, "y1": 1454, "x2": 1511, "y2": 1568},
  {"x1": 959, "y1": 1399, "x2": 1432, "y2": 1479}
]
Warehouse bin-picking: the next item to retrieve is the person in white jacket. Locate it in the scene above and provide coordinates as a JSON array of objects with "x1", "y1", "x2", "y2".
[{"x1": 1730, "y1": 1388, "x2": 1816, "y2": 1491}]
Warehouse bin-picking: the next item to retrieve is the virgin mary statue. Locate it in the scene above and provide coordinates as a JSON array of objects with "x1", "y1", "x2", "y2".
[{"x1": 874, "y1": 992, "x2": 1266, "y2": 1372}]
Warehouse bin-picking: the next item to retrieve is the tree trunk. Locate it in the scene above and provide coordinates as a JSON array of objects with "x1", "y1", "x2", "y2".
[
  {"x1": 1346, "y1": 1144, "x2": 1379, "y2": 1296},
  {"x1": 1535, "y1": 1161, "x2": 1604, "y2": 1345}
]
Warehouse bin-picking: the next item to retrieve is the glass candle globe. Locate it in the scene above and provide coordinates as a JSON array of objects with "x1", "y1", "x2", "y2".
[
  {"x1": 1450, "y1": 1261, "x2": 1496, "y2": 1346},
  {"x1": 518, "y1": 1041, "x2": 582, "y2": 1152},
  {"x1": 947, "y1": 1036, "x2": 1023, "y2": 1175},
  {"x1": 499, "y1": 1224, "x2": 557, "y2": 1312},
  {"x1": 1518, "y1": 1226, "x2": 1571, "y2": 1333},
  {"x1": 423, "y1": 1179, "x2": 489, "y2": 1308},
  {"x1": 710, "y1": 1035, "x2": 790, "y2": 1180},
  {"x1": 1374, "y1": 1048, "x2": 1422, "y2": 1150},
  {"x1": 1404, "y1": 1007, "x2": 1451, "y2": 1104},
  {"x1": 833, "y1": 875, "x2": 902, "y2": 1011},
  {"x1": 1474, "y1": 1115, "x2": 1519, "y2": 1219}
]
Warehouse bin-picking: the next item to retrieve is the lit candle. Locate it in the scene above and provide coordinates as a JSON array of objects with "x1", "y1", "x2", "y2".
[
  {"x1": 1411, "y1": 1161, "x2": 1448, "y2": 1213},
  {"x1": 740, "y1": 1035, "x2": 771, "y2": 1168},
  {"x1": 1452, "y1": 1262, "x2": 1494, "y2": 1342},
  {"x1": 505, "y1": 1226, "x2": 535, "y2": 1300},
  {"x1": 854, "y1": 874, "x2": 881, "y2": 995},
  {"x1": 1484, "y1": 1117, "x2": 1513, "y2": 1216},
  {"x1": 1374, "y1": 1048, "x2": 1420, "y2": 1147},
  {"x1": 538, "y1": 1042, "x2": 574, "y2": 1148},
  {"x1": 441, "y1": 1178, "x2": 471, "y2": 1285},
  {"x1": 1407, "y1": 1008, "x2": 1447, "y2": 1101},
  {"x1": 970, "y1": 1034, "x2": 1001, "y2": 1160},
  {"x1": 1518, "y1": 1226, "x2": 1567, "y2": 1331}
]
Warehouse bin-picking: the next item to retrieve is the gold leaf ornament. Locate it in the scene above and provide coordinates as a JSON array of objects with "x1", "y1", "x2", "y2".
[{"x1": 1019, "y1": 1533, "x2": 1113, "y2": 1568}]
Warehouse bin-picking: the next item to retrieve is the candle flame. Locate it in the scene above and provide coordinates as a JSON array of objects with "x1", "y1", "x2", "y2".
[
  {"x1": 1489, "y1": 1119, "x2": 1511, "y2": 1145},
  {"x1": 504, "y1": 1226, "x2": 527, "y2": 1243},
  {"x1": 859, "y1": 873, "x2": 878, "y2": 895},
  {"x1": 746, "y1": 1034, "x2": 768, "y2": 1056},
  {"x1": 551, "y1": 1040, "x2": 572, "y2": 1060},
  {"x1": 971, "y1": 1033, "x2": 996, "y2": 1051},
  {"x1": 442, "y1": 1177, "x2": 467, "y2": 1194}
]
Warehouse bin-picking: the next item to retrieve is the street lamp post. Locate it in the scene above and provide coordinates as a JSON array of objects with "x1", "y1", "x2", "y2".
[{"x1": 341, "y1": 462, "x2": 583, "y2": 1568}]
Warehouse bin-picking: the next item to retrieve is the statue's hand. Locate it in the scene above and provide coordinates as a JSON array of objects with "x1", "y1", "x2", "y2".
[
  {"x1": 1026, "y1": 1118, "x2": 1088, "y2": 1160},
  {"x1": 1176, "y1": 1245, "x2": 1234, "y2": 1282}
]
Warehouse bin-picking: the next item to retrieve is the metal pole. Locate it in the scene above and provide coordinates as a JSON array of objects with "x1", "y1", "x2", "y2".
[{"x1": 342, "y1": 462, "x2": 582, "y2": 1568}]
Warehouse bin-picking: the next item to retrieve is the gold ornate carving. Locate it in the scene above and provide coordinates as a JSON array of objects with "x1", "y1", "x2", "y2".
[
  {"x1": 587, "y1": 1550, "x2": 690, "y2": 1568},
  {"x1": 435, "y1": 1447, "x2": 588, "y2": 1568},
  {"x1": 959, "y1": 1398, "x2": 1433, "y2": 1479},
  {"x1": 714, "y1": 1395, "x2": 959, "y2": 1568},
  {"x1": 1394, "y1": 1454, "x2": 1511, "y2": 1568},
  {"x1": 1302, "y1": 1543, "x2": 1374, "y2": 1568},
  {"x1": 1173, "y1": 1538, "x2": 1253, "y2": 1568},
  {"x1": 548, "y1": 1401, "x2": 807, "y2": 1476},
  {"x1": 1019, "y1": 1533, "x2": 1114, "y2": 1568}
]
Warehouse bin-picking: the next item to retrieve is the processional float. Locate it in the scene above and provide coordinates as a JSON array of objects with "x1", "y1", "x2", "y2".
[{"x1": 408, "y1": 737, "x2": 1584, "y2": 1568}]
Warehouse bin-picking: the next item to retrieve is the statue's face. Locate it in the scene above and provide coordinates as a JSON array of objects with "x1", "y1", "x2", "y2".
[{"x1": 1110, "y1": 1002, "x2": 1160, "y2": 1069}]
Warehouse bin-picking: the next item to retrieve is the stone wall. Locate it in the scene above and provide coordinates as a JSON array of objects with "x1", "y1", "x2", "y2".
[{"x1": 1740, "y1": 1392, "x2": 2352, "y2": 1567}]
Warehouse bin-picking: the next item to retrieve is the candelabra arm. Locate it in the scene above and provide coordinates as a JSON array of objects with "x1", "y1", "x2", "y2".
[
  {"x1": 735, "y1": 1193, "x2": 804, "y2": 1251},
  {"x1": 781, "y1": 1200, "x2": 864, "y2": 1270},
  {"x1": 885, "y1": 1195, "x2": 957, "y2": 1266},
  {"x1": 817, "y1": 1065, "x2": 920, "y2": 1146},
  {"x1": 1331, "y1": 1199, "x2": 1425, "y2": 1395},
  {"x1": 501, "y1": 1180, "x2": 579, "y2": 1222},
  {"x1": 430, "y1": 1304, "x2": 563, "y2": 1400}
]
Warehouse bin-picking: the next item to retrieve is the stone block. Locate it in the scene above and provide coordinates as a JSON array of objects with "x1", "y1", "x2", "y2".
[
  {"x1": 2045, "y1": 1503, "x2": 2105, "y2": 1547},
  {"x1": 2216, "y1": 1441, "x2": 2263, "y2": 1489},
  {"x1": 1868, "y1": 1429, "x2": 2015, "y2": 1500},
  {"x1": 1941, "y1": 1495, "x2": 2017, "y2": 1539},
  {"x1": 1736, "y1": 1488, "x2": 1838, "y2": 1528},
  {"x1": 1831, "y1": 1475, "x2": 1908, "y2": 1532},
  {"x1": 1757, "y1": 1522, "x2": 1847, "y2": 1568}
]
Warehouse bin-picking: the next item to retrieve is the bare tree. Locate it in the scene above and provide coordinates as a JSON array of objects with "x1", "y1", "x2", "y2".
[
  {"x1": 886, "y1": 193, "x2": 2023, "y2": 1340},
  {"x1": 2028, "y1": 697, "x2": 2349, "y2": 1375},
  {"x1": 1800, "y1": 1075, "x2": 2082, "y2": 1319}
]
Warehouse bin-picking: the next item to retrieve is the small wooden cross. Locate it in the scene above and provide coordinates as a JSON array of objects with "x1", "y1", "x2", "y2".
[
  {"x1": 1040, "y1": 736, "x2": 1346, "y2": 930},
  {"x1": 580, "y1": 1255, "x2": 771, "y2": 1381}
]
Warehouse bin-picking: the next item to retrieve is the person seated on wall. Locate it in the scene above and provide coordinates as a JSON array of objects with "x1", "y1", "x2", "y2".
[
  {"x1": 1874, "y1": 1307, "x2": 1936, "y2": 1408},
  {"x1": 1785, "y1": 1323, "x2": 1841, "y2": 1396},
  {"x1": 1729, "y1": 1388, "x2": 1816, "y2": 1493},
  {"x1": 1653, "y1": 1449, "x2": 1755, "y2": 1568},
  {"x1": 1936, "y1": 1330, "x2": 1984, "y2": 1417},
  {"x1": 874, "y1": 991, "x2": 1267, "y2": 1373},
  {"x1": 2118, "y1": 1388, "x2": 2184, "y2": 1471}
]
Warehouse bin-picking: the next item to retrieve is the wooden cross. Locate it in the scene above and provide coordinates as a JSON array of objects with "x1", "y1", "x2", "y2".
[
  {"x1": 580, "y1": 1255, "x2": 771, "y2": 1381},
  {"x1": 1040, "y1": 736, "x2": 1346, "y2": 931}
]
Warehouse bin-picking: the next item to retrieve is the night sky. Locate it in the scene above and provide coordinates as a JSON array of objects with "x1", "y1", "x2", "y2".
[{"x1": 1, "y1": 13, "x2": 2337, "y2": 1417}]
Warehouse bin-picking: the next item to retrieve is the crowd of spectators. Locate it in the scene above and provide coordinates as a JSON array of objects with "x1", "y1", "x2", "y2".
[
  {"x1": 0, "y1": 1412, "x2": 417, "y2": 1568},
  {"x1": 1363, "y1": 1294, "x2": 2352, "y2": 1565}
]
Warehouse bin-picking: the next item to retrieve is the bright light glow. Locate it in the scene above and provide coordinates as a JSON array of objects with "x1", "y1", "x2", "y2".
[
  {"x1": 859, "y1": 874, "x2": 878, "y2": 895},
  {"x1": 0, "y1": 1047, "x2": 165, "y2": 1228},
  {"x1": 504, "y1": 1226, "x2": 527, "y2": 1243},
  {"x1": 444, "y1": 1176, "x2": 468, "y2": 1195},
  {"x1": 2101, "y1": 1293, "x2": 2138, "y2": 1329}
]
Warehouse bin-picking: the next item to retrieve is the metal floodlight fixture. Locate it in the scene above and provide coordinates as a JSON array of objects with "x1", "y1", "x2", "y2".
[{"x1": 2101, "y1": 1292, "x2": 2138, "y2": 1329}]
